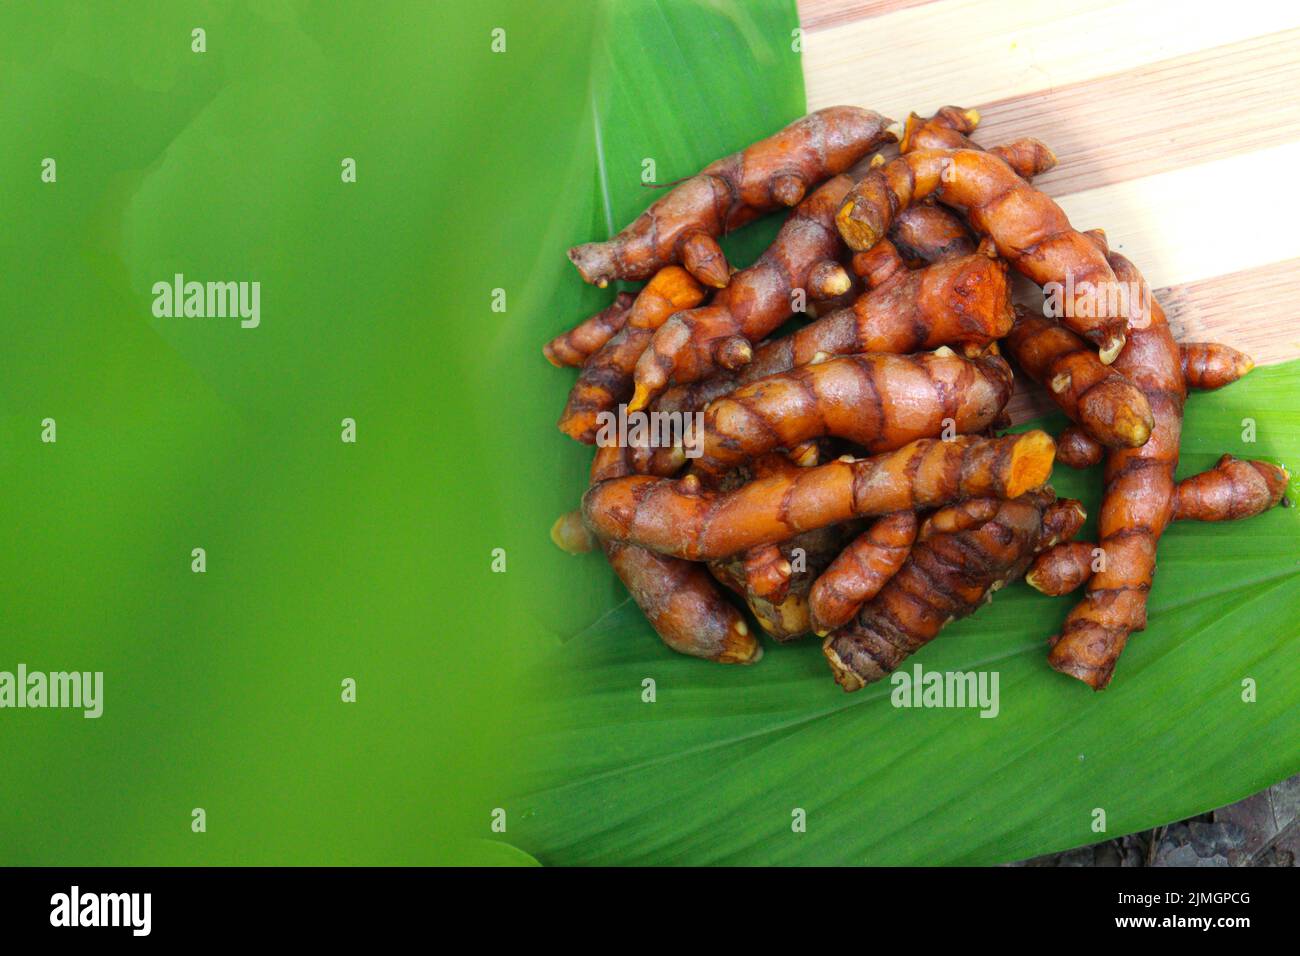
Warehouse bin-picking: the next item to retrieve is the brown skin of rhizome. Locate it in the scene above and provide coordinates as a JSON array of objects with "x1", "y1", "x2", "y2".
[{"x1": 546, "y1": 106, "x2": 1289, "y2": 690}]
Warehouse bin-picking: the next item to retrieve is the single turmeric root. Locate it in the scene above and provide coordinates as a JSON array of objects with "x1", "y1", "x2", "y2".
[
  {"x1": 1056, "y1": 425, "x2": 1105, "y2": 468},
  {"x1": 809, "y1": 511, "x2": 917, "y2": 635},
  {"x1": 835, "y1": 143, "x2": 1131, "y2": 362},
  {"x1": 629, "y1": 174, "x2": 859, "y2": 410},
  {"x1": 582, "y1": 431, "x2": 1056, "y2": 560},
  {"x1": 898, "y1": 106, "x2": 983, "y2": 152},
  {"x1": 807, "y1": 258, "x2": 855, "y2": 300},
  {"x1": 557, "y1": 266, "x2": 705, "y2": 443},
  {"x1": 550, "y1": 509, "x2": 596, "y2": 554},
  {"x1": 1041, "y1": 496, "x2": 1088, "y2": 545},
  {"x1": 805, "y1": 278, "x2": 865, "y2": 322},
  {"x1": 1180, "y1": 342, "x2": 1254, "y2": 391},
  {"x1": 568, "y1": 106, "x2": 895, "y2": 288},
  {"x1": 888, "y1": 202, "x2": 976, "y2": 265},
  {"x1": 690, "y1": 350, "x2": 1014, "y2": 479},
  {"x1": 740, "y1": 542, "x2": 792, "y2": 602},
  {"x1": 851, "y1": 238, "x2": 910, "y2": 289},
  {"x1": 586, "y1": 445, "x2": 760, "y2": 664},
  {"x1": 1173, "y1": 454, "x2": 1290, "y2": 521},
  {"x1": 649, "y1": 245, "x2": 1013, "y2": 419},
  {"x1": 605, "y1": 541, "x2": 761, "y2": 663},
  {"x1": 1004, "y1": 307, "x2": 1153, "y2": 447},
  {"x1": 898, "y1": 107, "x2": 1057, "y2": 181},
  {"x1": 1026, "y1": 541, "x2": 1099, "y2": 596},
  {"x1": 823, "y1": 490, "x2": 1064, "y2": 691},
  {"x1": 543, "y1": 292, "x2": 636, "y2": 368},
  {"x1": 1049, "y1": 249, "x2": 1183, "y2": 689}
]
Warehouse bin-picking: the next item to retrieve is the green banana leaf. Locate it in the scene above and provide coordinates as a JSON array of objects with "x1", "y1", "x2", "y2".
[
  {"x1": 505, "y1": 1, "x2": 1300, "y2": 864},
  {"x1": 493, "y1": 0, "x2": 806, "y2": 644}
]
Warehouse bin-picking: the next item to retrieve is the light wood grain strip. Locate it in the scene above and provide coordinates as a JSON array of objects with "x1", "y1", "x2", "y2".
[
  {"x1": 1054, "y1": 140, "x2": 1300, "y2": 293},
  {"x1": 969, "y1": 30, "x2": 1300, "y2": 197},
  {"x1": 803, "y1": 0, "x2": 1300, "y2": 120},
  {"x1": 799, "y1": 0, "x2": 940, "y2": 32}
]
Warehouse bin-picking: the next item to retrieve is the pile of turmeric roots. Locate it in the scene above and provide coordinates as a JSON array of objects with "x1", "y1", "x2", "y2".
[{"x1": 545, "y1": 106, "x2": 1290, "y2": 692}]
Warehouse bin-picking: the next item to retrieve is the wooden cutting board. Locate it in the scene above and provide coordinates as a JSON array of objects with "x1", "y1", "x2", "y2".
[{"x1": 800, "y1": 0, "x2": 1300, "y2": 420}]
